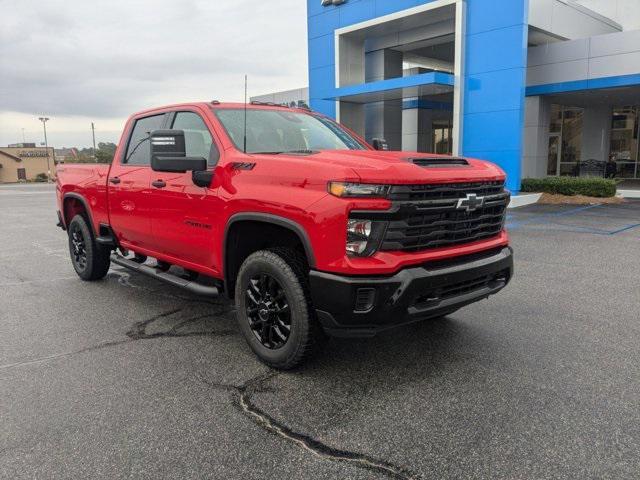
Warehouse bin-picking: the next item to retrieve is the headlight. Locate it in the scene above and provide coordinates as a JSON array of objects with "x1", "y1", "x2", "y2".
[
  {"x1": 346, "y1": 219, "x2": 387, "y2": 257},
  {"x1": 329, "y1": 182, "x2": 390, "y2": 198}
]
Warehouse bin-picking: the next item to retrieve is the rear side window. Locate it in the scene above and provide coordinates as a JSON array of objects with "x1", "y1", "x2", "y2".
[
  {"x1": 124, "y1": 114, "x2": 165, "y2": 165},
  {"x1": 171, "y1": 112, "x2": 218, "y2": 166}
]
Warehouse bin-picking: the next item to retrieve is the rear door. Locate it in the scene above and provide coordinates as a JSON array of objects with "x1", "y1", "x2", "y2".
[
  {"x1": 148, "y1": 109, "x2": 223, "y2": 273},
  {"x1": 108, "y1": 113, "x2": 166, "y2": 247}
]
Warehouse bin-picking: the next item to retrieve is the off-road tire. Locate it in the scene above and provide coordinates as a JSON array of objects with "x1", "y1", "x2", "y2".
[
  {"x1": 67, "y1": 214, "x2": 111, "y2": 281},
  {"x1": 235, "y1": 248, "x2": 326, "y2": 369}
]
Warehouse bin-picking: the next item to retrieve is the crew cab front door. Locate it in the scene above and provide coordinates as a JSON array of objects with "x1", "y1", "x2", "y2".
[
  {"x1": 108, "y1": 113, "x2": 166, "y2": 247},
  {"x1": 148, "y1": 110, "x2": 222, "y2": 275}
]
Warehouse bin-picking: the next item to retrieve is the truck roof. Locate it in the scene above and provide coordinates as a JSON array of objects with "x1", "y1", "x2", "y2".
[{"x1": 131, "y1": 101, "x2": 311, "y2": 118}]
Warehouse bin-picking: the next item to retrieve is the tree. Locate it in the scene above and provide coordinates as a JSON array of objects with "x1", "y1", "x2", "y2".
[{"x1": 95, "y1": 142, "x2": 117, "y2": 164}]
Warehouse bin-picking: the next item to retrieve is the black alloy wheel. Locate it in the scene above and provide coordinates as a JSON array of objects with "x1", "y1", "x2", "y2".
[
  {"x1": 67, "y1": 214, "x2": 111, "y2": 281},
  {"x1": 245, "y1": 273, "x2": 291, "y2": 349},
  {"x1": 70, "y1": 224, "x2": 88, "y2": 272},
  {"x1": 235, "y1": 248, "x2": 326, "y2": 369}
]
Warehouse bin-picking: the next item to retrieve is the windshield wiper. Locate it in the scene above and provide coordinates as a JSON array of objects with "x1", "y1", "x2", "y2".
[
  {"x1": 284, "y1": 149, "x2": 318, "y2": 155},
  {"x1": 250, "y1": 150, "x2": 318, "y2": 155}
]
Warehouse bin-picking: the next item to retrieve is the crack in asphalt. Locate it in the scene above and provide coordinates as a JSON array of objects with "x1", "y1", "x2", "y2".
[
  {"x1": 0, "y1": 309, "x2": 233, "y2": 371},
  {"x1": 195, "y1": 370, "x2": 421, "y2": 480},
  {"x1": 231, "y1": 373, "x2": 423, "y2": 480}
]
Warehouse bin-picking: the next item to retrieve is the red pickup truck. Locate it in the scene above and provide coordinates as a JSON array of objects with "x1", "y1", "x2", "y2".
[{"x1": 56, "y1": 101, "x2": 513, "y2": 369}]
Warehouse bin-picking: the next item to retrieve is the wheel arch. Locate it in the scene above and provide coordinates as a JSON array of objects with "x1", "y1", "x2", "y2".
[
  {"x1": 223, "y1": 213, "x2": 316, "y2": 298},
  {"x1": 63, "y1": 193, "x2": 96, "y2": 235}
]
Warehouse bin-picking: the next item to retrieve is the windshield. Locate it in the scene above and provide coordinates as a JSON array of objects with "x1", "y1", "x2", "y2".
[{"x1": 214, "y1": 108, "x2": 367, "y2": 154}]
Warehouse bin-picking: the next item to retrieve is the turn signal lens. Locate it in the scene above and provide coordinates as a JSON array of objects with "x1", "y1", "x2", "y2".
[{"x1": 328, "y1": 182, "x2": 389, "y2": 198}]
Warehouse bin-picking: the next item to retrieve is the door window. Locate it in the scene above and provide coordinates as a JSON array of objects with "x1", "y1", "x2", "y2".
[
  {"x1": 171, "y1": 112, "x2": 218, "y2": 166},
  {"x1": 124, "y1": 114, "x2": 165, "y2": 165},
  {"x1": 17, "y1": 168, "x2": 26, "y2": 180}
]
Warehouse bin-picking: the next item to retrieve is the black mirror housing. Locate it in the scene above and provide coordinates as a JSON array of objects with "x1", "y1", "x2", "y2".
[
  {"x1": 372, "y1": 138, "x2": 389, "y2": 151},
  {"x1": 150, "y1": 130, "x2": 207, "y2": 173}
]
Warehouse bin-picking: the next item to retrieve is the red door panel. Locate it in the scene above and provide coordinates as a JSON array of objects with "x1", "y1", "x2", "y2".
[
  {"x1": 149, "y1": 172, "x2": 221, "y2": 273},
  {"x1": 107, "y1": 164, "x2": 152, "y2": 247}
]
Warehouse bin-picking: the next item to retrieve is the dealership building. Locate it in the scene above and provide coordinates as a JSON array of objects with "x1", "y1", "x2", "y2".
[{"x1": 259, "y1": 0, "x2": 640, "y2": 192}]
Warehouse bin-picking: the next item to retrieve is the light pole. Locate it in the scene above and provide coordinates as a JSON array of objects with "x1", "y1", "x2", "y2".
[
  {"x1": 38, "y1": 117, "x2": 52, "y2": 182},
  {"x1": 91, "y1": 122, "x2": 97, "y2": 162}
]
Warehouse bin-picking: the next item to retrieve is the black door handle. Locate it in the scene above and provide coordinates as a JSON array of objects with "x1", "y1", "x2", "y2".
[
  {"x1": 152, "y1": 180, "x2": 166, "y2": 188},
  {"x1": 109, "y1": 177, "x2": 121, "y2": 185}
]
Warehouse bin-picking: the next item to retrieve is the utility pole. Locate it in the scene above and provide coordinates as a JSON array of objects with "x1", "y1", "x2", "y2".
[
  {"x1": 21, "y1": 128, "x2": 26, "y2": 143},
  {"x1": 91, "y1": 122, "x2": 97, "y2": 162},
  {"x1": 38, "y1": 117, "x2": 51, "y2": 182}
]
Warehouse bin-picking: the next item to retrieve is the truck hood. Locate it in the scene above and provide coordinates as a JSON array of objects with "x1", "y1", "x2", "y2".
[{"x1": 283, "y1": 150, "x2": 506, "y2": 185}]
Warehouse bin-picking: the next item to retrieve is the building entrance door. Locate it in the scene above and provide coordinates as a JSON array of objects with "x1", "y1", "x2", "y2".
[{"x1": 547, "y1": 105, "x2": 583, "y2": 176}]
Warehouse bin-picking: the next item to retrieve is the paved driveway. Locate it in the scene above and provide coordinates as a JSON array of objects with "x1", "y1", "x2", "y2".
[{"x1": 1, "y1": 183, "x2": 639, "y2": 479}]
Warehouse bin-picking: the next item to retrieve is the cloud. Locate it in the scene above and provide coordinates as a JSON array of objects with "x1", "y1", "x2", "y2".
[{"x1": 0, "y1": 0, "x2": 308, "y2": 146}]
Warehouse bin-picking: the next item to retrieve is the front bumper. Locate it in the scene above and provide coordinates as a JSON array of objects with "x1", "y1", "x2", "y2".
[{"x1": 309, "y1": 246, "x2": 513, "y2": 337}]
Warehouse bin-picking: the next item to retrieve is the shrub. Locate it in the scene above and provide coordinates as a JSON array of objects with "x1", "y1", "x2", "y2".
[
  {"x1": 520, "y1": 176, "x2": 617, "y2": 198},
  {"x1": 34, "y1": 173, "x2": 49, "y2": 183}
]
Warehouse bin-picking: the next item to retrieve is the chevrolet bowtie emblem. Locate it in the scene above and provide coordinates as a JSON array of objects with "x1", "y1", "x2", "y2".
[{"x1": 456, "y1": 193, "x2": 485, "y2": 212}]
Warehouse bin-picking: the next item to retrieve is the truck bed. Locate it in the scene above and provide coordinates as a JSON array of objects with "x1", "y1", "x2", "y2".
[{"x1": 56, "y1": 163, "x2": 111, "y2": 233}]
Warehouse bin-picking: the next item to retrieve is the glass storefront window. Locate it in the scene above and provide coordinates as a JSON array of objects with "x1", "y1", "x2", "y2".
[
  {"x1": 547, "y1": 135, "x2": 560, "y2": 176},
  {"x1": 432, "y1": 120, "x2": 453, "y2": 154},
  {"x1": 549, "y1": 104, "x2": 563, "y2": 134},
  {"x1": 609, "y1": 106, "x2": 639, "y2": 179},
  {"x1": 548, "y1": 104, "x2": 640, "y2": 179}
]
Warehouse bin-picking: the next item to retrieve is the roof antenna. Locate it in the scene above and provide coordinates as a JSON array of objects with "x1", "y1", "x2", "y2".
[{"x1": 243, "y1": 74, "x2": 248, "y2": 154}]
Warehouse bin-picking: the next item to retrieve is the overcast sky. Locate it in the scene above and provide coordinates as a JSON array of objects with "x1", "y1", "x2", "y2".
[{"x1": 0, "y1": 0, "x2": 308, "y2": 148}]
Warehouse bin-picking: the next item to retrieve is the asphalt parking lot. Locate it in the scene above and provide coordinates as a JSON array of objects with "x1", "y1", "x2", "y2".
[{"x1": 1, "y1": 183, "x2": 639, "y2": 479}]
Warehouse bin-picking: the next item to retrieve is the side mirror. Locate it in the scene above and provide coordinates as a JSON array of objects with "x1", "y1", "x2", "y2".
[
  {"x1": 150, "y1": 130, "x2": 207, "y2": 173},
  {"x1": 372, "y1": 138, "x2": 389, "y2": 151}
]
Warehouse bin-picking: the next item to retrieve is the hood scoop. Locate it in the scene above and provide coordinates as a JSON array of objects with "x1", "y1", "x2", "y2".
[{"x1": 409, "y1": 157, "x2": 469, "y2": 168}]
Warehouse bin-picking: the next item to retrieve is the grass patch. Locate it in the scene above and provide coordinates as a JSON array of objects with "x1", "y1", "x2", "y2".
[{"x1": 521, "y1": 177, "x2": 617, "y2": 198}]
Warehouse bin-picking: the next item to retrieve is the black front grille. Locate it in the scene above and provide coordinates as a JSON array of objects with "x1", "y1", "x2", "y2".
[
  {"x1": 379, "y1": 182, "x2": 509, "y2": 252},
  {"x1": 388, "y1": 181, "x2": 505, "y2": 202}
]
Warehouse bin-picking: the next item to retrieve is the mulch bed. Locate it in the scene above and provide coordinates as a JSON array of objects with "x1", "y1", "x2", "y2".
[{"x1": 536, "y1": 193, "x2": 625, "y2": 205}]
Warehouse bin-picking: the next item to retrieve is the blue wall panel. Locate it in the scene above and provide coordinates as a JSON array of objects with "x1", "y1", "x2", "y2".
[
  {"x1": 462, "y1": 0, "x2": 529, "y2": 192},
  {"x1": 465, "y1": 69, "x2": 527, "y2": 115},
  {"x1": 308, "y1": 35, "x2": 335, "y2": 70}
]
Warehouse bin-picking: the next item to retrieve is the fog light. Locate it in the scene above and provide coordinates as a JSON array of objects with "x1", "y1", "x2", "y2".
[{"x1": 354, "y1": 288, "x2": 376, "y2": 312}]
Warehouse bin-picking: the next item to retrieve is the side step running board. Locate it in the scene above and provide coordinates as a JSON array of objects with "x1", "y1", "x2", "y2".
[{"x1": 110, "y1": 254, "x2": 219, "y2": 297}]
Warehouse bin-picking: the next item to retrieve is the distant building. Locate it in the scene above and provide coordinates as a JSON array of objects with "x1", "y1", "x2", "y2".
[
  {"x1": 0, "y1": 146, "x2": 56, "y2": 183},
  {"x1": 54, "y1": 147, "x2": 79, "y2": 164},
  {"x1": 8, "y1": 143, "x2": 37, "y2": 148},
  {"x1": 251, "y1": 87, "x2": 309, "y2": 109}
]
